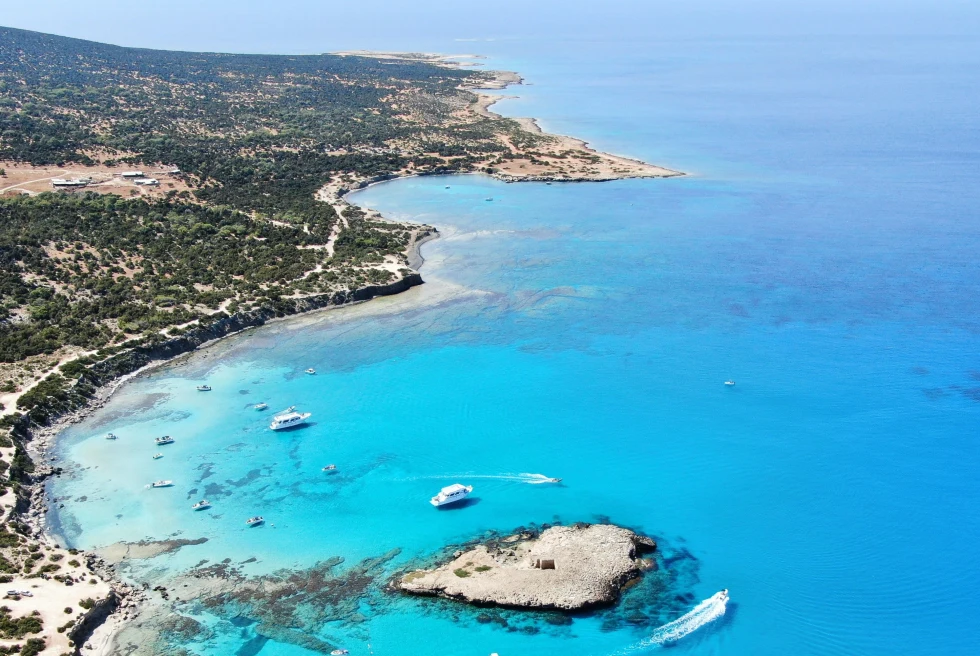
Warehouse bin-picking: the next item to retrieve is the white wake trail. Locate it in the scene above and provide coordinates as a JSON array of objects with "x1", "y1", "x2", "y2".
[{"x1": 615, "y1": 590, "x2": 729, "y2": 654}]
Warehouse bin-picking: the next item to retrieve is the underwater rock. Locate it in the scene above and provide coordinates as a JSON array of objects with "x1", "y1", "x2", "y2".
[{"x1": 397, "y1": 523, "x2": 656, "y2": 610}]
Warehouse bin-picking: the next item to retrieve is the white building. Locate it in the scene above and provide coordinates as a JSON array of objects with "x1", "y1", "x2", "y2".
[
  {"x1": 120, "y1": 171, "x2": 145, "y2": 178},
  {"x1": 134, "y1": 178, "x2": 159, "y2": 186}
]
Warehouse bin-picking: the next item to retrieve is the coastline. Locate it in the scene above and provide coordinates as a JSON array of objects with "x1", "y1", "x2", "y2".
[{"x1": 4, "y1": 58, "x2": 682, "y2": 655}]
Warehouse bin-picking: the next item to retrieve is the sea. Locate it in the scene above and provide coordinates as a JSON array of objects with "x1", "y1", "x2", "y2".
[{"x1": 44, "y1": 9, "x2": 980, "y2": 656}]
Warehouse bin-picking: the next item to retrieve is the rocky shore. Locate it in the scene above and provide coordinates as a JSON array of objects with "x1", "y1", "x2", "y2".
[{"x1": 396, "y1": 524, "x2": 657, "y2": 611}]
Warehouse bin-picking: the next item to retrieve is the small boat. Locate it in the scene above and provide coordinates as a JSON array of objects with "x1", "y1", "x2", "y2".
[
  {"x1": 196, "y1": 385, "x2": 212, "y2": 391},
  {"x1": 544, "y1": 477, "x2": 562, "y2": 484},
  {"x1": 724, "y1": 380, "x2": 736, "y2": 386},
  {"x1": 430, "y1": 483, "x2": 473, "y2": 507},
  {"x1": 445, "y1": 185, "x2": 450, "y2": 189},
  {"x1": 155, "y1": 436, "x2": 175, "y2": 445},
  {"x1": 270, "y1": 409, "x2": 312, "y2": 431},
  {"x1": 330, "y1": 650, "x2": 350, "y2": 656},
  {"x1": 191, "y1": 500, "x2": 211, "y2": 511},
  {"x1": 149, "y1": 480, "x2": 173, "y2": 488},
  {"x1": 322, "y1": 464, "x2": 337, "y2": 472},
  {"x1": 152, "y1": 453, "x2": 164, "y2": 460},
  {"x1": 254, "y1": 403, "x2": 268, "y2": 411},
  {"x1": 105, "y1": 433, "x2": 117, "y2": 440},
  {"x1": 305, "y1": 368, "x2": 316, "y2": 375},
  {"x1": 485, "y1": 197, "x2": 493, "y2": 201},
  {"x1": 246, "y1": 516, "x2": 264, "y2": 527}
]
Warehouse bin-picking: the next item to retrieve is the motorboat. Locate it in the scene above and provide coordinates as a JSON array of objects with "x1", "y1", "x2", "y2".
[
  {"x1": 155, "y1": 436, "x2": 175, "y2": 445},
  {"x1": 330, "y1": 650, "x2": 350, "y2": 656},
  {"x1": 254, "y1": 403, "x2": 268, "y2": 411},
  {"x1": 152, "y1": 453, "x2": 164, "y2": 460},
  {"x1": 485, "y1": 197, "x2": 493, "y2": 201},
  {"x1": 191, "y1": 500, "x2": 211, "y2": 511},
  {"x1": 105, "y1": 433, "x2": 117, "y2": 440},
  {"x1": 445, "y1": 185, "x2": 450, "y2": 189},
  {"x1": 196, "y1": 385, "x2": 212, "y2": 391},
  {"x1": 149, "y1": 480, "x2": 173, "y2": 488},
  {"x1": 724, "y1": 380, "x2": 736, "y2": 386},
  {"x1": 430, "y1": 483, "x2": 473, "y2": 507},
  {"x1": 544, "y1": 477, "x2": 562, "y2": 484},
  {"x1": 246, "y1": 516, "x2": 264, "y2": 527},
  {"x1": 270, "y1": 409, "x2": 311, "y2": 431},
  {"x1": 305, "y1": 368, "x2": 316, "y2": 375},
  {"x1": 322, "y1": 464, "x2": 337, "y2": 472}
]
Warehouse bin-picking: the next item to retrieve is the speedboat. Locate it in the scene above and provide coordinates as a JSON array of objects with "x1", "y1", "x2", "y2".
[
  {"x1": 149, "y1": 480, "x2": 173, "y2": 488},
  {"x1": 105, "y1": 433, "x2": 117, "y2": 440},
  {"x1": 196, "y1": 385, "x2": 212, "y2": 391},
  {"x1": 254, "y1": 403, "x2": 268, "y2": 411},
  {"x1": 322, "y1": 464, "x2": 337, "y2": 472},
  {"x1": 330, "y1": 650, "x2": 350, "y2": 656},
  {"x1": 305, "y1": 368, "x2": 316, "y2": 375},
  {"x1": 485, "y1": 197, "x2": 493, "y2": 201},
  {"x1": 430, "y1": 483, "x2": 473, "y2": 507},
  {"x1": 544, "y1": 477, "x2": 562, "y2": 484},
  {"x1": 724, "y1": 380, "x2": 736, "y2": 386},
  {"x1": 155, "y1": 436, "x2": 175, "y2": 445},
  {"x1": 152, "y1": 453, "x2": 164, "y2": 460},
  {"x1": 270, "y1": 409, "x2": 311, "y2": 431},
  {"x1": 191, "y1": 500, "x2": 211, "y2": 511},
  {"x1": 246, "y1": 516, "x2": 264, "y2": 527},
  {"x1": 445, "y1": 185, "x2": 450, "y2": 189}
]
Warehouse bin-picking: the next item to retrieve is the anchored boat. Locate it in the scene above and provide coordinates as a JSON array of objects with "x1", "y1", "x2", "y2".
[
  {"x1": 254, "y1": 403, "x2": 268, "y2": 411},
  {"x1": 148, "y1": 480, "x2": 173, "y2": 488},
  {"x1": 430, "y1": 483, "x2": 473, "y2": 507},
  {"x1": 191, "y1": 500, "x2": 211, "y2": 511},
  {"x1": 155, "y1": 435, "x2": 175, "y2": 445},
  {"x1": 246, "y1": 516, "x2": 264, "y2": 527},
  {"x1": 270, "y1": 408, "x2": 311, "y2": 431},
  {"x1": 196, "y1": 385, "x2": 211, "y2": 391}
]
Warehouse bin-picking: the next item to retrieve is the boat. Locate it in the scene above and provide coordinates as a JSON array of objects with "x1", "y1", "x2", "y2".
[
  {"x1": 724, "y1": 380, "x2": 736, "y2": 386},
  {"x1": 485, "y1": 197, "x2": 493, "y2": 201},
  {"x1": 196, "y1": 385, "x2": 211, "y2": 391},
  {"x1": 149, "y1": 480, "x2": 173, "y2": 488},
  {"x1": 322, "y1": 464, "x2": 337, "y2": 472},
  {"x1": 155, "y1": 436, "x2": 175, "y2": 445},
  {"x1": 270, "y1": 409, "x2": 312, "y2": 431},
  {"x1": 330, "y1": 650, "x2": 349, "y2": 656},
  {"x1": 544, "y1": 477, "x2": 562, "y2": 483},
  {"x1": 254, "y1": 403, "x2": 268, "y2": 411},
  {"x1": 191, "y1": 500, "x2": 211, "y2": 511},
  {"x1": 430, "y1": 483, "x2": 473, "y2": 507},
  {"x1": 445, "y1": 185, "x2": 450, "y2": 189},
  {"x1": 246, "y1": 516, "x2": 264, "y2": 527},
  {"x1": 152, "y1": 453, "x2": 164, "y2": 460},
  {"x1": 305, "y1": 368, "x2": 316, "y2": 375},
  {"x1": 105, "y1": 433, "x2": 117, "y2": 440}
]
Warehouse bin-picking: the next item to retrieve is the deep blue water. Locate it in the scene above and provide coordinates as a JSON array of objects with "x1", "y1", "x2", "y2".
[{"x1": 49, "y1": 29, "x2": 980, "y2": 656}]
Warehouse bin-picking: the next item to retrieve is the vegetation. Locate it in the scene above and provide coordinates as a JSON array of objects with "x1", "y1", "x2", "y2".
[
  {"x1": 453, "y1": 568, "x2": 471, "y2": 578},
  {"x1": 0, "y1": 606, "x2": 42, "y2": 639}
]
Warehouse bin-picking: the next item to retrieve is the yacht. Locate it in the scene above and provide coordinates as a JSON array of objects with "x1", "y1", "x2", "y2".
[
  {"x1": 155, "y1": 435, "x2": 175, "y2": 445},
  {"x1": 724, "y1": 380, "x2": 736, "y2": 386},
  {"x1": 254, "y1": 403, "x2": 268, "y2": 411},
  {"x1": 191, "y1": 500, "x2": 211, "y2": 511},
  {"x1": 430, "y1": 483, "x2": 473, "y2": 507},
  {"x1": 152, "y1": 453, "x2": 164, "y2": 460},
  {"x1": 270, "y1": 409, "x2": 311, "y2": 431},
  {"x1": 105, "y1": 433, "x2": 117, "y2": 440},
  {"x1": 196, "y1": 385, "x2": 211, "y2": 391},
  {"x1": 246, "y1": 516, "x2": 264, "y2": 527},
  {"x1": 149, "y1": 480, "x2": 173, "y2": 488}
]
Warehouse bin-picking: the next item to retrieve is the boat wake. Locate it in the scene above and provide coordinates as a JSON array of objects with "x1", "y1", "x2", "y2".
[
  {"x1": 616, "y1": 590, "x2": 729, "y2": 654},
  {"x1": 403, "y1": 473, "x2": 560, "y2": 484}
]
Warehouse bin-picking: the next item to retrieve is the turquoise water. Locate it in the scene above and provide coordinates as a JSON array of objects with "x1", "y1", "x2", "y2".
[{"x1": 49, "y1": 30, "x2": 980, "y2": 656}]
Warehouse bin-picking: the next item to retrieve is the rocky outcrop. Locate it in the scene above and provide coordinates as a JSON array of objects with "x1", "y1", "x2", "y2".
[
  {"x1": 68, "y1": 590, "x2": 122, "y2": 655},
  {"x1": 396, "y1": 524, "x2": 656, "y2": 611}
]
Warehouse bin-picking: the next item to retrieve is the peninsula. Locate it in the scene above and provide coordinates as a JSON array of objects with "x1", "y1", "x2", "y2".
[
  {"x1": 0, "y1": 25, "x2": 681, "y2": 655},
  {"x1": 396, "y1": 524, "x2": 658, "y2": 611}
]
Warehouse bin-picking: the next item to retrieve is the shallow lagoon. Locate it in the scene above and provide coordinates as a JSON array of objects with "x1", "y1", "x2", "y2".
[{"x1": 50, "y1": 31, "x2": 980, "y2": 656}]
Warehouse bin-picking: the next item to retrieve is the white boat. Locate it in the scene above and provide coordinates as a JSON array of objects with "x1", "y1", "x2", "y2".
[
  {"x1": 322, "y1": 464, "x2": 337, "y2": 472},
  {"x1": 149, "y1": 480, "x2": 173, "y2": 488},
  {"x1": 155, "y1": 435, "x2": 175, "y2": 445},
  {"x1": 305, "y1": 368, "x2": 316, "y2": 375},
  {"x1": 430, "y1": 483, "x2": 473, "y2": 507},
  {"x1": 105, "y1": 433, "x2": 117, "y2": 440},
  {"x1": 485, "y1": 197, "x2": 493, "y2": 201},
  {"x1": 254, "y1": 403, "x2": 268, "y2": 411},
  {"x1": 152, "y1": 453, "x2": 164, "y2": 460},
  {"x1": 246, "y1": 516, "x2": 264, "y2": 527},
  {"x1": 724, "y1": 380, "x2": 736, "y2": 386},
  {"x1": 270, "y1": 409, "x2": 311, "y2": 431},
  {"x1": 196, "y1": 385, "x2": 212, "y2": 391},
  {"x1": 191, "y1": 500, "x2": 211, "y2": 511},
  {"x1": 330, "y1": 650, "x2": 350, "y2": 656}
]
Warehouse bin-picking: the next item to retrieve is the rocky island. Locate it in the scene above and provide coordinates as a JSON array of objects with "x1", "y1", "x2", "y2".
[{"x1": 397, "y1": 524, "x2": 657, "y2": 611}]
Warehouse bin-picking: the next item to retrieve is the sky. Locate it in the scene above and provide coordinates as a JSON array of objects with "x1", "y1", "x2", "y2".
[{"x1": 2, "y1": 0, "x2": 978, "y2": 54}]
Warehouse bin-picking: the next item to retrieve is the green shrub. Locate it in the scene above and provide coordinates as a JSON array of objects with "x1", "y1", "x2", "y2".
[{"x1": 453, "y1": 568, "x2": 470, "y2": 578}]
